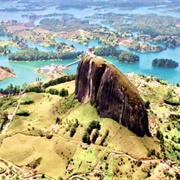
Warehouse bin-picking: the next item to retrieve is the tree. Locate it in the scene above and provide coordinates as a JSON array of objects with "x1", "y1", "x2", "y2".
[
  {"x1": 145, "y1": 100, "x2": 150, "y2": 109},
  {"x1": 92, "y1": 129, "x2": 99, "y2": 143},
  {"x1": 59, "y1": 88, "x2": 68, "y2": 97},
  {"x1": 70, "y1": 127, "x2": 76, "y2": 137},
  {"x1": 136, "y1": 159, "x2": 142, "y2": 167},
  {"x1": 82, "y1": 131, "x2": 90, "y2": 144}
]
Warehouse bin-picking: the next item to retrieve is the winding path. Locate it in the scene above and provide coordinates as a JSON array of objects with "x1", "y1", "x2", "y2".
[{"x1": 1, "y1": 94, "x2": 26, "y2": 134}]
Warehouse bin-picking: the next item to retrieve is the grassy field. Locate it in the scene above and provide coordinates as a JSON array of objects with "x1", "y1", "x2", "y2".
[
  {"x1": 46, "y1": 80, "x2": 75, "y2": 95},
  {"x1": 0, "y1": 76, "x2": 179, "y2": 179},
  {"x1": 0, "y1": 133, "x2": 76, "y2": 179}
]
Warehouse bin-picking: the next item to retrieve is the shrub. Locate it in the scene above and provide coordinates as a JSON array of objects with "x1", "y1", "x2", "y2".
[
  {"x1": 70, "y1": 127, "x2": 76, "y2": 137},
  {"x1": 92, "y1": 129, "x2": 99, "y2": 143},
  {"x1": 148, "y1": 149, "x2": 156, "y2": 156},
  {"x1": 82, "y1": 131, "x2": 90, "y2": 144},
  {"x1": 136, "y1": 159, "x2": 142, "y2": 167},
  {"x1": 59, "y1": 88, "x2": 68, "y2": 97},
  {"x1": 56, "y1": 117, "x2": 61, "y2": 124},
  {"x1": 16, "y1": 110, "x2": 30, "y2": 116},
  {"x1": 48, "y1": 88, "x2": 59, "y2": 95},
  {"x1": 145, "y1": 100, "x2": 150, "y2": 109},
  {"x1": 73, "y1": 119, "x2": 79, "y2": 128},
  {"x1": 20, "y1": 97, "x2": 34, "y2": 105},
  {"x1": 46, "y1": 134, "x2": 53, "y2": 139}
]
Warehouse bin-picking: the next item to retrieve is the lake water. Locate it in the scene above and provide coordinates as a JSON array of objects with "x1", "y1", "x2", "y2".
[
  {"x1": 0, "y1": 3, "x2": 179, "y2": 23},
  {"x1": 0, "y1": 4, "x2": 180, "y2": 88},
  {"x1": 1, "y1": 38, "x2": 180, "y2": 89}
]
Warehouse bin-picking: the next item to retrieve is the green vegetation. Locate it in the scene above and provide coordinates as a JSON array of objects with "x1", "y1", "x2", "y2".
[
  {"x1": 20, "y1": 96, "x2": 34, "y2": 105},
  {"x1": 91, "y1": 129, "x2": 99, "y2": 143},
  {"x1": 157, "y1": 119, "x2": 180, "y2": 166},
  {"x1": 128, "y1": 41, "x2": 166, "y2": 52},
  {"x1": 48, "y1": 88, "x2": 69, "y2": 97},
  {"x1": 16, "y1": 110, "x2": 30, "y2": 116},
  {"x1": 92, "y1": 13, "x2": 180, "y2": 47},
  {"x1": 24, "y1": 75, "x2": 76, "y2": 94},
  {"x1": 1, "y1": 1, "x2": 180, "y2": 178},
  {"x1": 93, "y1": 45, "x2": 118, "y2": 56},
  {"x1": 70, "y1": 127, "x2": 76, "y2": 137},
  {"x1": 43, "y1": 75, "x2": 76, "y2": 88},
  {"x1": 8, "y1": 48, "x2": 83, "y2": 61},
  {"x1": 0, "y1": 83, "x2": 21, "y2": 95},
  {"x1": 82, "y1": 131, "x2": 90, "y2": 144},
  {"x1": 46, "y1": 80, "x2": 75, "y2": 95},
  {"x1": 164, "y1": 88, "x2": 180, "y2": 105},
  {"x1": 152, "y1": 58, "x2": 179, "y2": 68},
  {"x1": 118, "y1": 50, "x2": 139, "y2": 63},
  {"x1": 128, "y1": 73, "x2": 180, "y2": 168},
  {"x1": 25, "y1": 82, "x2": 44, "y2": 93},
  {"x1": 0, "y1": 46, "x2": 10, "y2": 55},
  {"x1": 82, "y1": 120, "x2": 101, "y2": 144},
  {"x1": 0, "y1": 75, "x2": 179, "y2": 179},
  {"x1": 93, "y1": 46, "x2": 139, "y2": 63},
  {"x1": 39, "y1": 17, "x2": 92, "y2": 32}
]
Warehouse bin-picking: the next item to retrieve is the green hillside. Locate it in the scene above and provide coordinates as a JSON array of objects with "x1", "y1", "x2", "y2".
[{"x1": 0, "y1": 74, "x2": 179, "y2": 179}]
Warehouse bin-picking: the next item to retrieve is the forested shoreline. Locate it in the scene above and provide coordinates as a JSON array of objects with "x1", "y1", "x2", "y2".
[
  {"x1": 93, "y1": 46, "x2": 139, "y2": 63},
  {"x1": 8, "y1": 48, "x2": 83, "y2": 61}
]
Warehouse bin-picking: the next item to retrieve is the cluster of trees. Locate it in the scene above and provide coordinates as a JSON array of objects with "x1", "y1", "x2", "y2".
[
  {"x1": 0, "y1": 46, "x2": 10, "y2": 54},
  {"x1": 152, "y1": 58, "x2": 179, "y2": 68},
  {"x1": 132, "y1": 14, "x2": 180, "y2": 37},
  {"x1": 70, "y1": 119, "x2": 79, "y2": 137},
  {"x1": 39, "y1": 18, "x2": 61, "y2": 32},
  {"x1": 99, "y1": 13, "x2": 180, "y2": 47},
  {"x1": 48, "y1": 88, "x2": 69, "y2": 97},
  {"x1": 128, "y1": 42, "x2": 166, "y2": 52},
  {"x1": 25, "y1": 83, "x2": 44, "y2": 93},
  {"x1": 93, "y1": 46, "x2": 139, "y2": 63},
  {"x1": 164, "y1": 89, "x2": 180, "y2": 106},
  {"x1": 0, "y1": 75, "x2": 76, "y2": 96},
  {"x1": 82, "y1": 120, "x2": 101, "y2": 144},
  {"x1": 43, "y1": 75, "x2": 76, "y2": 88},
  {"x1": 0, "y1": 84, "x2": 22, "y2": 95},
  {"x1": 8, "y1": 48, "x2": 83, "y2": 61},
  {"x1": 39, "y1": 16, "x2": 91, "y2": 32},
  {"x1": 118, "y1": 51, "x2": 139, "y2": 63},
  {"x1": 93, "y1": 45, "x2": 119, "y2": 56}
]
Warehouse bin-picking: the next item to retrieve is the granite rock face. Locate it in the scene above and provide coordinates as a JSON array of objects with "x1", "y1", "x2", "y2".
[{"x1": 75, "y1": 54, "x2": 150, "y2": 136}]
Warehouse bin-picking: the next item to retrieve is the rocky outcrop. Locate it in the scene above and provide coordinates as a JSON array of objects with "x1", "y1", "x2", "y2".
[
  {"x1": 0, "y1": 66, "x2": 15, "y2": 81},
  {"x1": 75, "y1": 54, "x2": 150, "y2": 136}
]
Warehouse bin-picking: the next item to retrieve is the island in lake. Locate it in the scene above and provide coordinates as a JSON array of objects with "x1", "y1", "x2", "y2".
[
  {"x1": 93, "y1": 46, "x2": 139, "y2": 63},
  {"x1": 152, "y1": 58, "x2": 179, "y2": 68}
]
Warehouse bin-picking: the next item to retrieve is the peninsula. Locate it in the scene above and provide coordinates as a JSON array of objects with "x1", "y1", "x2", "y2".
[{"x1": 0, "y1": 66, "x2": 15, "y2": 81}]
